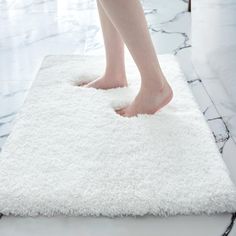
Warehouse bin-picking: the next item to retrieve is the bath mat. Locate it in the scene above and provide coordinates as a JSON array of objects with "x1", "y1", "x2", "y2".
[{"x1": 0, "y1": 55, "x2": 235, "y2": 217}]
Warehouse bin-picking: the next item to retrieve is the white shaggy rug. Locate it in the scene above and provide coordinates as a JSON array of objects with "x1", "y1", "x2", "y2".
[{"x1": 0, "y1": 55, "x2": 236, "y2": 217}]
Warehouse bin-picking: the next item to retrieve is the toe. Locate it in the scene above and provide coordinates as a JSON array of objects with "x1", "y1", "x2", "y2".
[
  {"x1": 78, "y1": 81, "x2": 90, "y2": 86},
  {"x1": 122, "y1": 111, "x2": 133, "y2": 117},
  {"x1": 122, "y1": 107, "x2": 138, "y2": 117},
  {"x1": 115, "y1": 107, "x2": 127, "y2": 116}
]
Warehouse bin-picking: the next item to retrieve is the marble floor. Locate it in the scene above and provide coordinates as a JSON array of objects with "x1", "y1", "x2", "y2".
[{"x1": 0, "y1": 0, "x2": 236, "y2": 235}]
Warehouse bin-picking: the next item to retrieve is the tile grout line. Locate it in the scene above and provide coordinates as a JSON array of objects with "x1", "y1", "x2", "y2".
[{"x1": 191, "y1": 64, "x2": 236, "y2": 147}]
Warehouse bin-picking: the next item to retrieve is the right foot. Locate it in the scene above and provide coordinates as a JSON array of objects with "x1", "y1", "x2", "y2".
[
  {"x1": 81, "y1": 74, "x2": 128, "y2": 90},
  {"x1": 116, "y1": 78, "x2": 173, "y2": 117}
]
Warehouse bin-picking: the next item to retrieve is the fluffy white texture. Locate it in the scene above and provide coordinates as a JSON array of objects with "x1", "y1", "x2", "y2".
[{"x1": 0, "y1": 55, "x2": 235, "y2": 217}]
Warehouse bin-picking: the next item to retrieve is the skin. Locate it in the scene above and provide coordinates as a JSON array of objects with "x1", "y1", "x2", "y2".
[
  {"x1": 84, "y1": 0, "x2": 127, "y2": 89},
  {"x1": 83, "y1": 0, "x2": 173, "y2": 117}
]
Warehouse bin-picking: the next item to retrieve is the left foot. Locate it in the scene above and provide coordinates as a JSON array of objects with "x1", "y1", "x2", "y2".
[
  {"x1": 81, "y1": 74, "x2": 127, "y2": 90},
  {"x1": 116, "y1": 78, "x2": 173, "y2": 117}
]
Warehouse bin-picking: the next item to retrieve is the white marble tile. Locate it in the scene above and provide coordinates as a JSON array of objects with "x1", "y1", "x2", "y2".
[
  {"x1": 151, "y1": 29, "x2": 186, "y2": 54},
  {"x1": 8, "y1": 0, "x2": 96, "y2": 12},
  {"x1": 207, "y1": 46, "x2": 236, "y2": 108},
  {"x1": 0, "y1": 81, "x2": 29, "y2": 148},
  {"x1": 147, "y1": 2, "x2": 191, "y2": 55},
  {"x1": 228, "y1": 115, "x2": 236, "y2": 140},
  {"x1": 201, "y1": 78, "x2": 236, "y2": 144},
  {"x1": 0, "y1": 88, "x2": 28, "y2": 115},
  {"x1": 222, "y1": 137, "x2": 236, "y2": 183},
  {"x1": 187, "y1": 80, "x2": 214, "y2": 113},
  {"x1": 175, "y1": 47, "x2": 199, "y2": 81},
  {"x1": 192, "y1": 0, "x2": 236, "y2": 83},
  {"x1": 202, "y1": 78, "x2": 236, "y2": 115},
  {"x1": 0, "y1": 213, "x2": 233, "y2": 236},
  {"x1": 142, "y1": 0, "x2": 188, "y2": 26},
  {"x1": 0, "y1": 0, "x2": 15, "y2": 10},
  {"x1": 191, "y1": 0, "x2": 236, "y2": 176},
  {"x1": 0, "y1": 11, "x2": 90, "y2": 51},
  {"x1": 199, "y1": 77, "x2": 236, "y2": 143},
  {"x1": 185, "y1": 77, "x2": 236, "y2": 159}
]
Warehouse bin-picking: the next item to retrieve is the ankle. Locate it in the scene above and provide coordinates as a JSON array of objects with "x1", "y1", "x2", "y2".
[
  {"x1": 104, "y1": 71, "x2": 127, "y2": 82},
  {"x1": 141, "y1": 76, "x2": 166, "y2": 94}
]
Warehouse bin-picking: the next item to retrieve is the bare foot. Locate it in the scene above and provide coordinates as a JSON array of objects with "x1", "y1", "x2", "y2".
[
  {"x1": 82, "y1": 74, "x2": 128, "y2": 90},
  {"x1": 116, "y1": 79, "x2": 173, "y2": 117}
]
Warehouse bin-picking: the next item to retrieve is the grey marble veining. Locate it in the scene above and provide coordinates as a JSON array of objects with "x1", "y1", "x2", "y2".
[{"x1": 192, "y1": 0, "x2": 236, "y2": 147}]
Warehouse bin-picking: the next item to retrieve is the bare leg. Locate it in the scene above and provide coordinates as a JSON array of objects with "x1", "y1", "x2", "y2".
[
  {"x1": 99, "y1": 0, "x2": 173, "y2": 117},
  {"x1": 84, "y1": 0, "x2": 127, "y2": 89}
]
